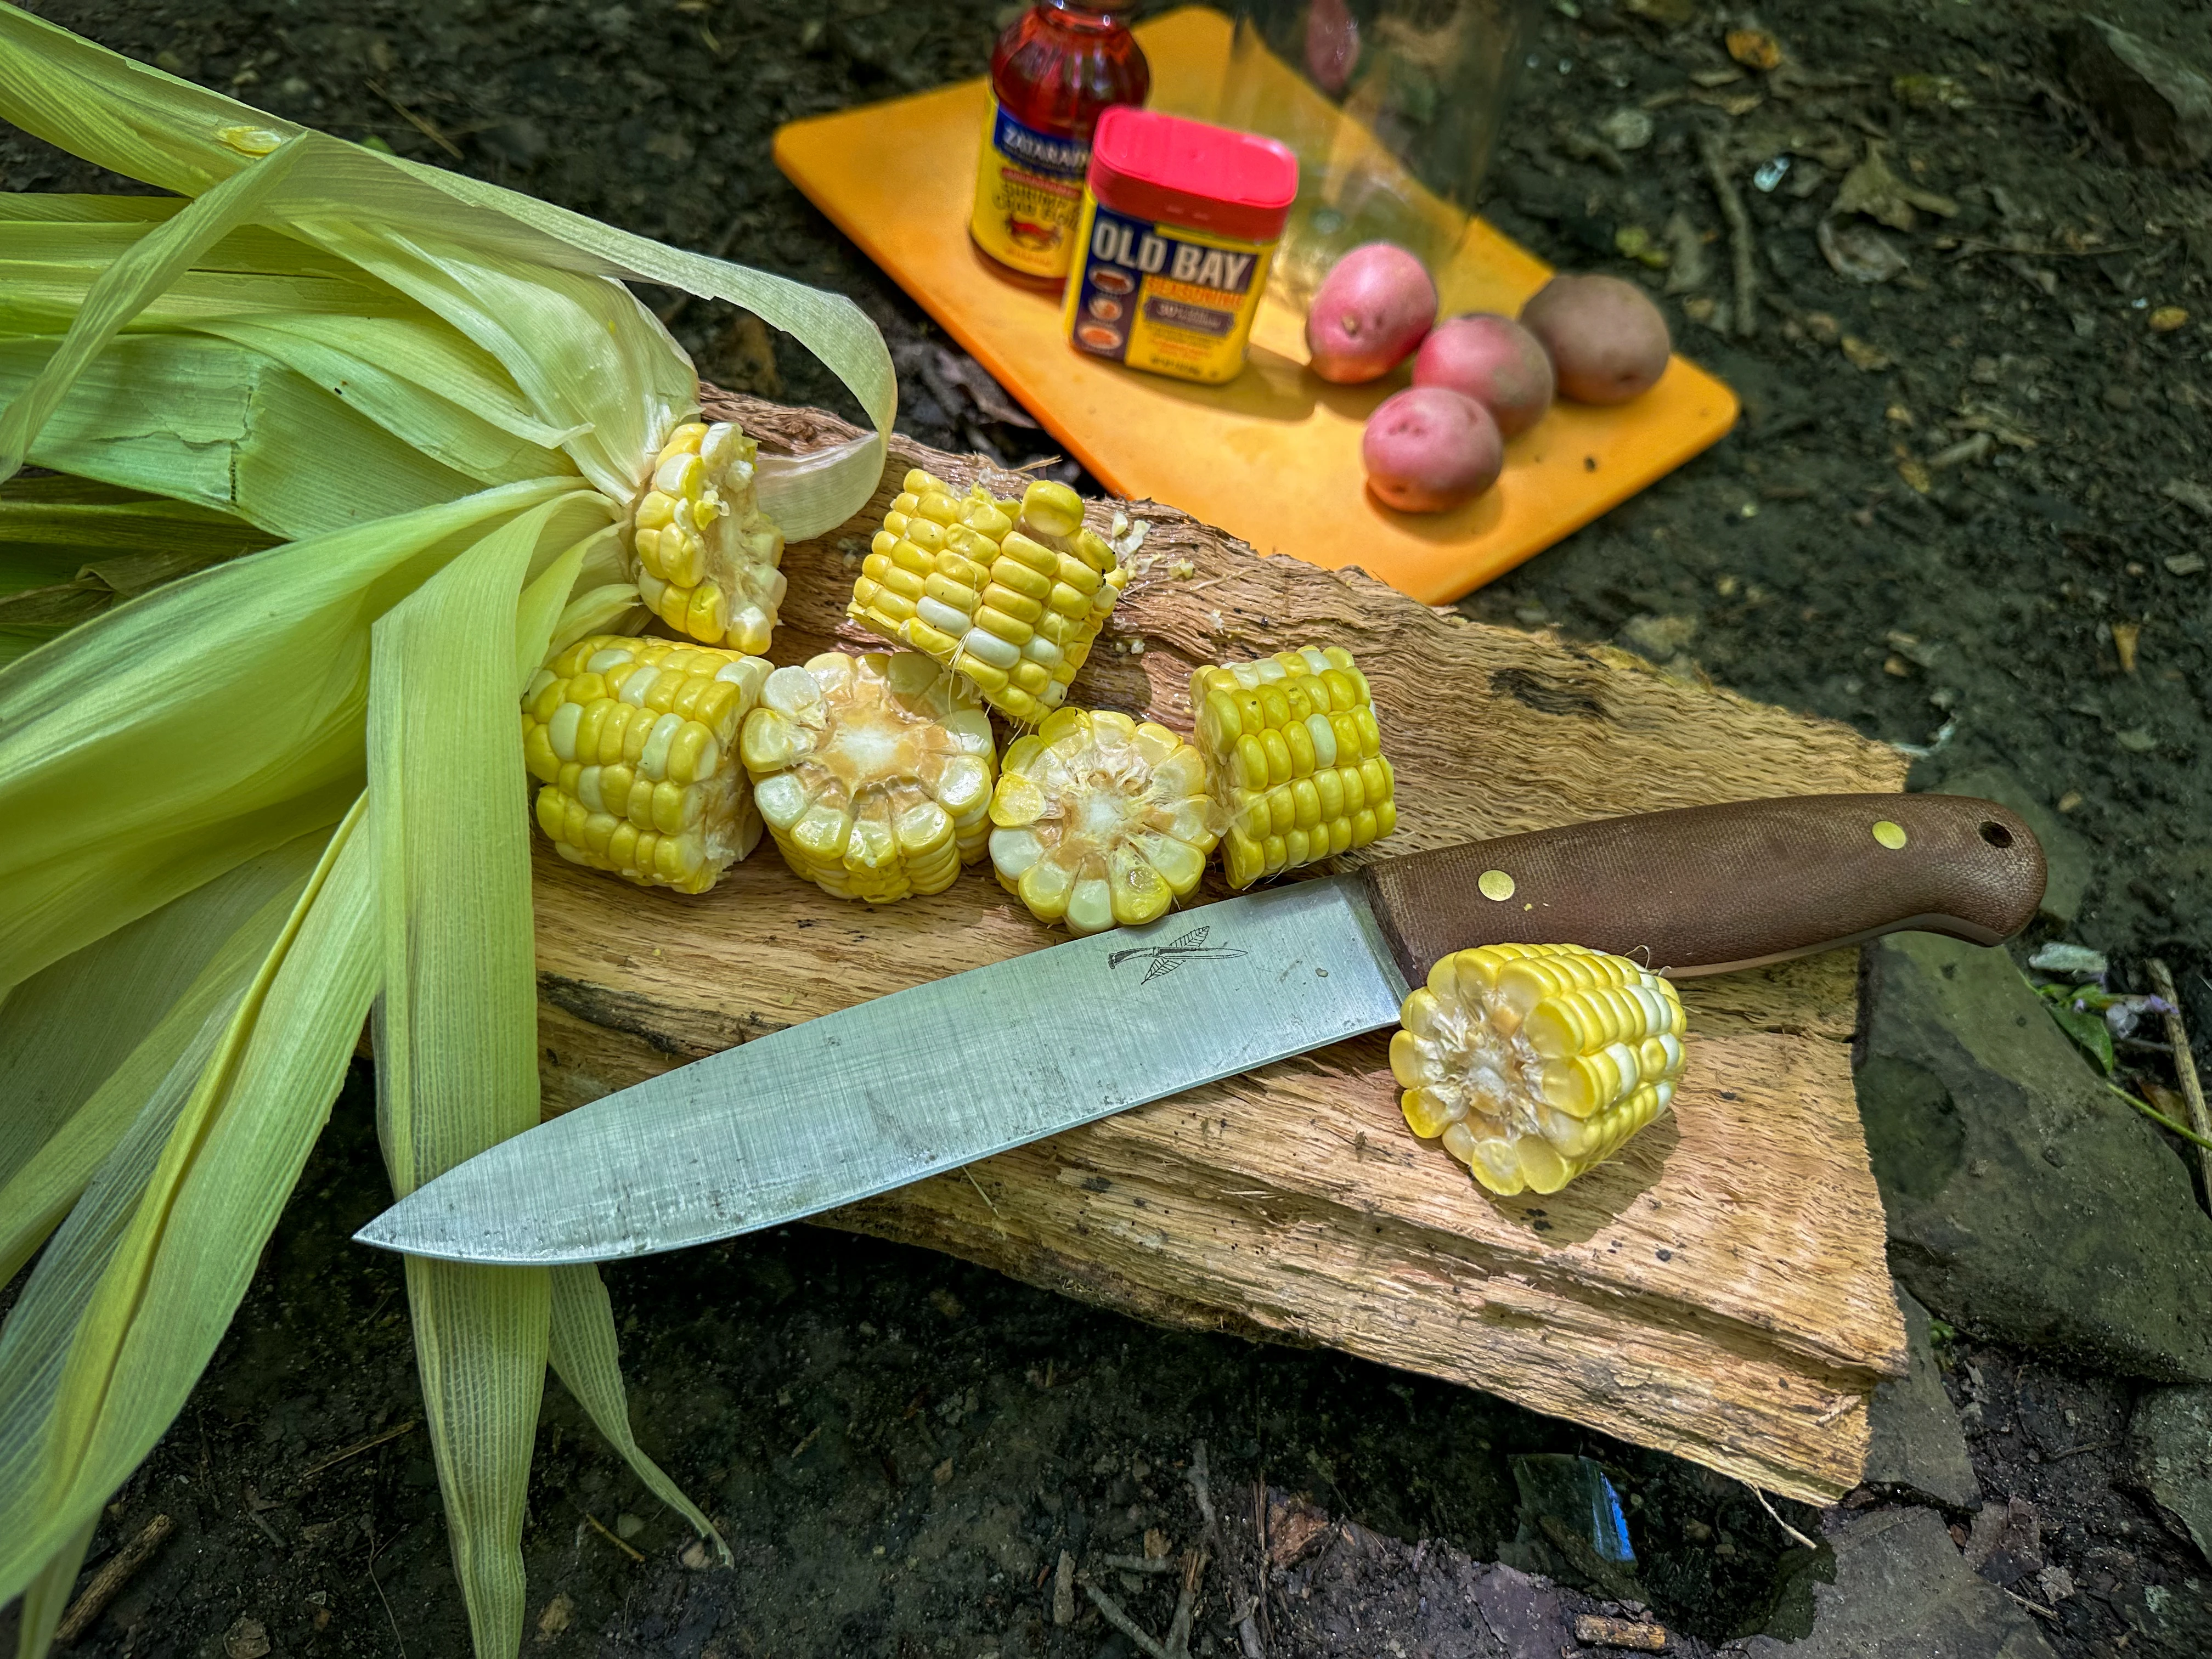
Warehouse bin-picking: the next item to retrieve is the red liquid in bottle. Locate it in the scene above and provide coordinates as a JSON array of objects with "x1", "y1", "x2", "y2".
[{"x1": 969, "y1": 1, "x2": 1150, "y2": 284}]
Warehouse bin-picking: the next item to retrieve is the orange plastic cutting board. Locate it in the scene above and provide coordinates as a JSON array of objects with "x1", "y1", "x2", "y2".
[{"x1": 774, "y1": 7, "x2": 1737, "y2": 605}]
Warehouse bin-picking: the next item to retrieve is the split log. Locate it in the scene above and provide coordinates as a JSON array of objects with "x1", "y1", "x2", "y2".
[{"x1": 528, "y1": 391, "x2": 1908, "y2": 1503}]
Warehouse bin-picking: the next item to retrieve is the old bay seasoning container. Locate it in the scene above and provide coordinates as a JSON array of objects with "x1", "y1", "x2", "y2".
[
  {"x1": 969, "y1": 1, "x2": 1150, "y2": 281},
  {"x1": 1063, "y1": 108, "x2": 1298, "y2": 386}
]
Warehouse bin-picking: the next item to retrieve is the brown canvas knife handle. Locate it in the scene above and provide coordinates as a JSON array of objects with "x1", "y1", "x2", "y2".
[{"x1": 1362, "y1": 793, "x2": 2045, "y2": 985}]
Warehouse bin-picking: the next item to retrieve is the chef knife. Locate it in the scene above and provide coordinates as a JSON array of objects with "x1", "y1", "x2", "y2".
[{"x1": 357, "y1": 792, "x2": 2043, "y2": 1265}]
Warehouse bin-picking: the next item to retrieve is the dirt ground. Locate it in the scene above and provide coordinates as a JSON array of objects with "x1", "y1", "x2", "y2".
[{"x1": 3, "y1": 0, "x2": 2210, "y2": 1654}]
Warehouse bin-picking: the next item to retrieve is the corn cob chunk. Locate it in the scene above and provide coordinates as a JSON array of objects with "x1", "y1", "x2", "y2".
[
  {"x1": 1390, "y1": 943, "x2": 1687, "y2": 1196},
  {"x1": 739, "y1": 650, "x2": 997, "y2": 904},
  {"x1": 1189, "y1": 645, "x2": 1397, "y2": 889},
  {"x1": 988, "y1": 707, "x2": 1220, "y2": 936},
  {"x1": 626, "y1": 419, "x2": 786, "y2": 656},
  {"x1": 523, "y1": 634, "x2": 771, "y2": 895},
  {"x1": 848, "y1": 468, "x2": 1127, "y2": 723}
]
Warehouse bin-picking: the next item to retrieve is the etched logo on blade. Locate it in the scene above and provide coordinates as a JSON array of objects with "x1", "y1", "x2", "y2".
[{"x1": 1107, "y1": 924, "x2": 1249, "y2": 986}]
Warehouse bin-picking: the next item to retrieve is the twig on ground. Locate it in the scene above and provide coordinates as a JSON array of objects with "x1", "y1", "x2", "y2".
[
  {"x1": 298, "y1": 1419, "x2": 416, "y2": 1480},
  {"x1": 2146, "y1": 958, "x2": 2212, "y2": 1201},
  {"x1": 585, "y1": 1511, "x2": 646, "y2": 1564},
  {"x1": 2005, "y1": 1587, "x2": 2061, "y2": 1621},
  {"x1": 1699, "y1": 128, "x2": 1759, "y2": 338},
  {"x1": 54, "y1": 1513, "x2": 173, "y2": 1647},
  {"x1": 1252, "y1": 1475, "x2": 1274, "y2": 1653},
  {"x1": 1164, "y1": 1549, "x2": 1209, "y2": 1657},
  {"x1": 2047, "y1": 1438, "x2": 2120, "y2": 1460},
  {"x1": 1743, "y1": 1482, "x2": 1818, "y2": 1550},
  {"x1": 2105, "y1": 1082, "x2": 2212, "y2": 1151},
  {"x1": 1098, "y1": 1553, "x2": 1178, "y2": 1573},
  {"x1": 365, "y1": 81, "x2": 464, "y2": 161},
  {"x1": 1186, "y1": 1441, "x2": 1224, "y2": 1554},
  {"x1": 1082, "y1": 1582, "x2": 1174, "y2": 1659},
  {"x1": 366, "y1": 1523, "x2": 409, "y2": 1659},
  {"x1": 1572, "y1": 1613, "x2": 1669, "y2": 1651}
]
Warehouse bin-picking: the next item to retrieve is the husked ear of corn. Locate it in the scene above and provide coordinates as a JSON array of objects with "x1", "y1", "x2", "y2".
[
  {"x1": 524, "y1": 634, "x2": 771, "y2": 894},
  {"x1": 988, "y1": 707, "x2": 1218, "y2": 935},
  {"x1": 628, "y1": 420, "x2": 786, "y2": 656},
  {"x1": 1190, "y1": 645, "x2": 1396, "y2": 889},
  {"x1": 1391, "y1": 943, "x2": 1686, "y2": 1196},
  {"x1": 848, "y1": 469, "x2": 1125, "y2": 723},
  {"x1": 740, "y1": 650, "x2": 996, "y2": 903}
]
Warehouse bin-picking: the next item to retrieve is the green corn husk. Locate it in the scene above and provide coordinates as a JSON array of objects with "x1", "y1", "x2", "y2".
[{"x1": 0, "y1": 4, "x2": 899, "y2": 1648}]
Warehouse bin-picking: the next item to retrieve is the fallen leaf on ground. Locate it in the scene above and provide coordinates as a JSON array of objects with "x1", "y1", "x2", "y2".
[
  {"x1": 1819, "y1": 217, "x2": 1911, "y2": 282},
  {"x1": 1726, "y1": 29, "x2": 1782, "y2": 70},
  {"x1": 1663, "y1": 211, "x2": 1711, "y2": 292},
  {"x1": 1615, "y1": 224, "x2": 1670, "y2": 267},
  {"x1": 1841, "y1": 335, "x2": 1893, "y2": 370},
  {"x1": 2160, "y1": 477, "x2": 2212, "y2": 518},
  {"x1": 1623, "y1": 0, "x2": 1697, "y2": 24},
  {"x1": 2149, "y1": 305, "x2": 2188, "y2": 331},
  {"x1": 1893, "y1": 72, "x2": 1973, "y2": 110},
  {"x1": 1599, "y1": 106, "x2": 1654, "y2": 150},
  {"x1": 2111, "y1": 621, "x2": 2141, "y2": 673},
  {"x1": 1835, "y1": 140, "x2": 1958, "y2": 230}
]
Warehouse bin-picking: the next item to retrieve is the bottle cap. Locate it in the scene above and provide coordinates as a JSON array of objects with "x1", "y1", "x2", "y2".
[{"x1": 1088, "y1": 107, "x2": 1298, "y2": 243}]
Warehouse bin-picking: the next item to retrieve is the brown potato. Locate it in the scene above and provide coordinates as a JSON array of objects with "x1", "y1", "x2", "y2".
[
  {"x1": 1518, "y1": 274, "x2": 1671, "y2": 404},
  {"x1": 1411, "y1": 313, "x2": 1555, "y2": 438},
  {"x1": 1305, "y1": 242, "x2": 1437, "y2": 384},
  {"x1": 1361, "y1": 387, "x2": 1503, "y2": 514}
]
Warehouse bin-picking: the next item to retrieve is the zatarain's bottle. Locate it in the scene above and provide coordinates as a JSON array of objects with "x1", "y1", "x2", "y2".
[{"x1": 970, "y1": 1, "x2": 1150, "y2": 282}]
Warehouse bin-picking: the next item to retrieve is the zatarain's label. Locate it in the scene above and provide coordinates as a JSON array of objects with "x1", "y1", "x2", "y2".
[
  {"x1": 1062, "y1": 199, "x2": 1275, "y2": 385},
  {"x1": 970, "y1": 97, "x2": 1090, "y2": 278}
]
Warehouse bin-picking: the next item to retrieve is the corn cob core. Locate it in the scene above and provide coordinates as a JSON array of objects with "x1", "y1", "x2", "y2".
[
  {"x1": 988, "y1": 707, "x2": 1220, "y2": 936},
  {"x1": 1189, "y1": 645, "x2": 1397, "y2": 889},
  {"x1": 1390, "y1": 942, "x2": 1686, "y2": 1196},
  {"x1": 626, "y1": 420, "x2": 786, "y2": 656},
  {"x1": 523, "y1": 634, "x2": 770, "y2": 895},
  {"x1": 739, "y1": 650, "x2": 997, "y2": 904},
  {"x1": 848, "y1": 469, "x2": 1126, "y2": 723}
]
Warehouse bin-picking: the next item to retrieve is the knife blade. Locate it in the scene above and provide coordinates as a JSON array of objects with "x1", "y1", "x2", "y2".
[{"x1": 357, "y1": 792, "x2": 2044, "y2": 1265}]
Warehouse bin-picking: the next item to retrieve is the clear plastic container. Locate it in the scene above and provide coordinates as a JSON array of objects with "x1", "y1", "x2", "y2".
[{"x1": 1213, "y1": 0, "x2": 1539, "y2": 309}]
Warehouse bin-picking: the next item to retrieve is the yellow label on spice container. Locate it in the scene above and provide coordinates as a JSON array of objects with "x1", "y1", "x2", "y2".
[
  {"x1": 969, "y1": 95, "x2": 1091, "y2": 278},
  {"x1": 1061, "y1": 193, "x2": 1275, "y2": 385}
]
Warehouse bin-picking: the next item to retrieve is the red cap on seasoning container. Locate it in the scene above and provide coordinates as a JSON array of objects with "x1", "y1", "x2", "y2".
[{"x1": 1088, "y1": 106, "x2": 1298, "y2": 244}]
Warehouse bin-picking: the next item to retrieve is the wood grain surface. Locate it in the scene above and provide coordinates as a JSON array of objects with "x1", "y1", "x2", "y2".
[{"x1": 527, "y1": 391, "x2": 1910, "y2": 1503}]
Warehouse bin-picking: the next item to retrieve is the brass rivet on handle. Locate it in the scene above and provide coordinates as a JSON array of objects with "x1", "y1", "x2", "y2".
[
  {"x1": 1478, "y1": 869, "x2": 1517, "y2": 901},
  {"x1": 1871, "y1": 820, "x2": 1909, "y2": 850}
]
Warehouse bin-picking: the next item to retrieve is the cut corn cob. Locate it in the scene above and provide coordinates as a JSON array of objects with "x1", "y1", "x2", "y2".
[
  {"x1": 740, "y1": 650, "x2": 997, "y2": 903},
  {"x1": 523, "y1": 633, "x2": 771, "y2": 894},
  {"x1": 1390, "y1": 943, "x2": 1686, "y2": 1196},
  {"x1": 1190, "y1": 645, "x2": 1397, "y2": 889},
  {"x1": 848, "y1": 469, "x2": 1126, "y2": 723},
  {"x1": 988, "y1": 707, "x2": 1219, "y2": 936},
  {"x1": 627, "y1": 419, "x2": 786, "y2": 655}
]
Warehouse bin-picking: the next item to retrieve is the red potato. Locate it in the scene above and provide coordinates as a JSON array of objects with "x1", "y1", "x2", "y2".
[
  {"x1": 1362, "y1": 386, "x2": 1503, "y2": 514},
  {"x1": 1305, "y1": 242, "x2": 1437, "y2": 383},
  {"x1": 1411, "y1": 313, "x2": 1555, "y2": 438},
  {"x1": 1518, "y1": 273, "x2": 1671, "y2": 404}
]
